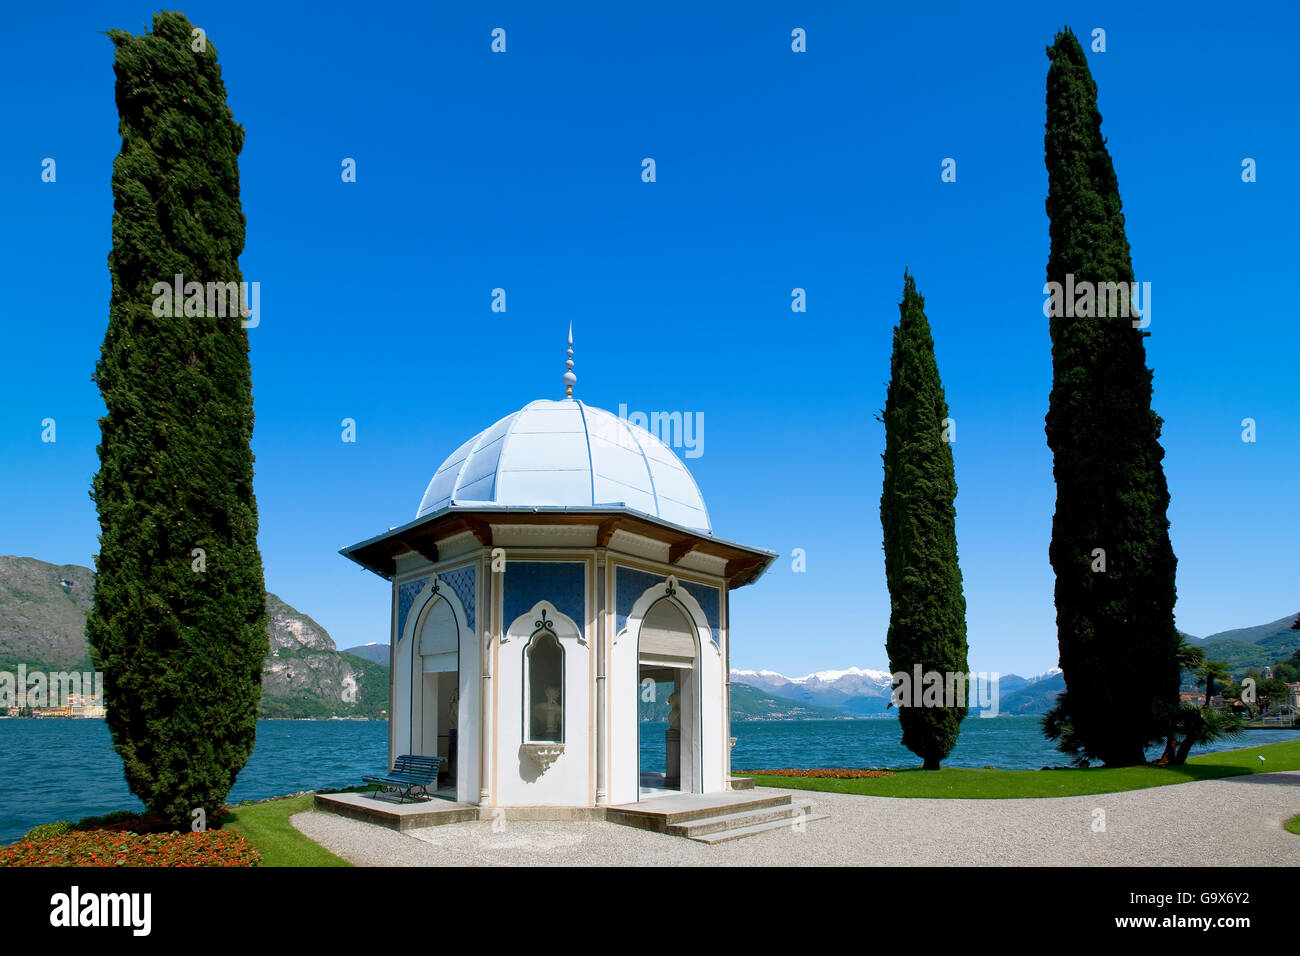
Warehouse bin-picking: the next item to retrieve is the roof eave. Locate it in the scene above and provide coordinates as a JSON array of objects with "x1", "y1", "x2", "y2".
[{"x1": 338, "y1": 503, "x2": 776, "y2": 586}]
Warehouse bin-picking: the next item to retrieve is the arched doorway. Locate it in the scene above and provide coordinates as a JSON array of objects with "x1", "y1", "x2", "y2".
[
  {"x1": 412, "y1": 597, "x2": 459, "y2": 791},
  {"x1": 636, "y1": 597, "x2": 701, "y2": 797}
]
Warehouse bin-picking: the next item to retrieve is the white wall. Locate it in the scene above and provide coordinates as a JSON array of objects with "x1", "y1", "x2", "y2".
[{"x1": 495, "y1": 601, "x2": 590, "y2": 806}]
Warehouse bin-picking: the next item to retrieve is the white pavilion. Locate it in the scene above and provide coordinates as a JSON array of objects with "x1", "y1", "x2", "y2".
[{"x1": 340, "y1": 334, "x2": 775, "y2": 808}]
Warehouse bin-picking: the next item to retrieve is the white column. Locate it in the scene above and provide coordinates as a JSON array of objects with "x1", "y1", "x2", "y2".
[
  {"x1": 479, "y1": 549, "x2": 495, "y2": 807},
  {"x1": 595, "y1": 552, "x2": 608, "y2": 805},
  {"x1": 723, "y1": 586, "x2": 732, "y2": 786}
]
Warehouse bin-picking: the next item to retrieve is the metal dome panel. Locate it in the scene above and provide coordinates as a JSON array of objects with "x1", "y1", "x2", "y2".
[{"x1": 416, "y1": 399, "x2": 711, "y2": 533}]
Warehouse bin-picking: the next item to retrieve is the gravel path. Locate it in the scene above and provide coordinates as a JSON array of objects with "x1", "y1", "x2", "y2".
[{"x1": 291, "y1": 772, "x2": 1300, "y2": 866}]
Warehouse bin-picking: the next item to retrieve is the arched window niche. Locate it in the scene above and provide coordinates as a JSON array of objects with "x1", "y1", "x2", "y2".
[{"x1": 524, "y1": 610, "x2": 565, "y2": 745}]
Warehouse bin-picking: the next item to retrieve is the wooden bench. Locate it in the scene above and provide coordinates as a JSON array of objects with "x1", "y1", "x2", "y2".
[{"x1": 363, "y1": 754, "x2": 443, "y2": 803}]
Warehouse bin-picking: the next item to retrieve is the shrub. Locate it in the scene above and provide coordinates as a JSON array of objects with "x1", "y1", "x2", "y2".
[
  {"x1": 74, "y1": 809, "x2": 148, "y2": 829},
  {"x1": 74, "y1": 809, "x2": 229, "y2": 834},
  {"x1": 23, "y1": 821, "x2": 72, "y2": 841}
]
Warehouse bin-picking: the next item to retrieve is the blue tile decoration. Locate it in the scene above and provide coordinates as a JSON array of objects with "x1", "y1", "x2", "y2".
[
  {"x1": 397, "y1": 576, "x2": 429, "y2": 639},
  {"x1": 615, "y1": 567, "x2": 662, "y2": 634},
  {"x1": 679, "y1": 579, "x2": 720, "y2": 645},
  {"x1": 440, "y1": 564, "x2": 477, "y2": 634},
  {"x1": 504, "y1": 561, "x2": 585, "y2": 638},
  {"x1": 615, "y1": 566, "x2": 719, "y2": 644}
]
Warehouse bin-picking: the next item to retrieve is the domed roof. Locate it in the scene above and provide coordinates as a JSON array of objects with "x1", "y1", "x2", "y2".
[{"x1": 417, "y1": 399, "x2": 711, "y2": 533}]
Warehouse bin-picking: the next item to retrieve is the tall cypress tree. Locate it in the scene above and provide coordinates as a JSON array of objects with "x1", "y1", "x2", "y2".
[
  {"x1": 88, "y1": 11, "x2": 266, "y2": 823},
  {"x1": 881, "y1": 272, "x2": 969, "y2": 770},
  {"x1": 1042, "y1": 28, "x2": 1179, "y2": 766}
]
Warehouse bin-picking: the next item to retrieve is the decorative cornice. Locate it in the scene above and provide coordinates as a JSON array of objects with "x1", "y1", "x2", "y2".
[
  {"x1": 431, "y1": 529, "x2": 481, "y2": 560},
  {"x1": 607, "y1": 528, "x2": 671, "y2": 563},
  {"x1": 491, "y1": 524, "x2": 597, "y2": 547}
]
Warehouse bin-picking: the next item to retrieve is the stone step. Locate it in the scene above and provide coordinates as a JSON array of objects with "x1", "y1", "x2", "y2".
[
  {"x1": 668, "y1": 800, "x2": 816, "y2": 839},
  {"x1": 606, "y1": 793, "x2": 793, "y2": 831},
  {"x1": 689, "y1": 811, "x2": 832, "y2": 845}
]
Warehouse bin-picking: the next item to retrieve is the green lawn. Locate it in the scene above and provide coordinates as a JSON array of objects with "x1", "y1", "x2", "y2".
[
  {"x1": 740, "y1": 738, "x2": 1300, "y2": 799},
  {"x1": 221, "y1": 794, "x2": 351, "y2": 866},
  {"x1": 1285, "y1": 815, "x2": 1300, "y2": 836}
]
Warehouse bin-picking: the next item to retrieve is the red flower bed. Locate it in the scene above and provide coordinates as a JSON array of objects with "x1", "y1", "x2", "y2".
[
  {"x1": 740, "y1": 768, "x2": 895, "y2": 779},
  {"x1": 0, "y1": 830, "x2": 260, "y2": 867}
]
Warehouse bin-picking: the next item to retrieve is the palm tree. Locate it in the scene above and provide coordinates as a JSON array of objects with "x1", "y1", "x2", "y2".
[
  {"x1": 1196, "y1": 658, "x2": 1232, "y2": 707},
  {"x1": 1153, "y1": 637, "x2": 1247, "y2": 764},
  {"x1": 1169, "y1": 705, "x2": 1245, "y2": 765},
  {"x1": 1041, "y1": 691, "x2": 1089, "y2": 767},
  {"x1": 1155, "y1": 638, "x2": 1205, "y2": 764}
]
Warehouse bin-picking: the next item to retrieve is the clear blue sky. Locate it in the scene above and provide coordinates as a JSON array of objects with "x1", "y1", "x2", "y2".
[{"x1": 2, "y1": 1, "x2": 1296, "y2": 678}]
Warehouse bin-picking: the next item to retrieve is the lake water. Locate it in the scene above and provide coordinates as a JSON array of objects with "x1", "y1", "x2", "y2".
[{"x1": 3, "y1": 716, "x2": 1296, "y2": 845}]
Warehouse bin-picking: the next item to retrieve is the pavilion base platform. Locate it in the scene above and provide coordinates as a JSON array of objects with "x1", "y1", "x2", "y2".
[
  {"x1": 313, "y1": 791, "x2": 607, "y2": 831},
  {"x1": 313, "y1": 791, "x2": 479, "y2": 831},
  {"x1": 314, "y1": 788, "x2": 827, "y2": 842}
]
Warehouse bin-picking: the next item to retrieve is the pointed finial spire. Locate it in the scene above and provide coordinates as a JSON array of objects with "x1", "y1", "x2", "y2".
[{"x1": 563, "y1": 322, "x2": 577, "y2": 397}]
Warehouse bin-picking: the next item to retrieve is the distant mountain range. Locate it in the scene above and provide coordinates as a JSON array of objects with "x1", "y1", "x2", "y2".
[
  {"x1": 1182, "y1": 614, "x2": 1300, "y2": 672},
  {"x1": 0, "y1": 556, "x2": 388, "y2": 719},
  {"x1": 729, "y1": 683, "x2": 852, "y2": 721},
  {"x1": 340, "y1": 643, "x2": 390, "y2": 666},
  {"x1": 999, "y1": 672, "x2": 1066, "y2": 715},
  {"x1": 9, "y1": 553, "x2": 1289, "y2": 722},
  {"x1": 730, "y1": 666, "x2": 1066, "y2": 717},
  {"x1": 730, "y1": 666, "x2": 893, "y2": 716},
  {"x1": 725, "y1": 610, "x2": 1299, "y2": 718},
  {"x1": 635, "y1": 679, "x2": 851, "y2": 722}
]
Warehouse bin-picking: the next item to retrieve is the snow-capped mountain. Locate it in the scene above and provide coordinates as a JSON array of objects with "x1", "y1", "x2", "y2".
[
  {"x1": 730, "y1": 667, "x2": 896, "y2": 715},
  {"x1": 1025, "y1": 667, "x2": 1063, "y2": 682},
  {"x1": 729, "y1": 666, "x2": 1063, "y2": 716},
  {"x1": 731, "y1": 666, "x2": 894, "y2": 688}
]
